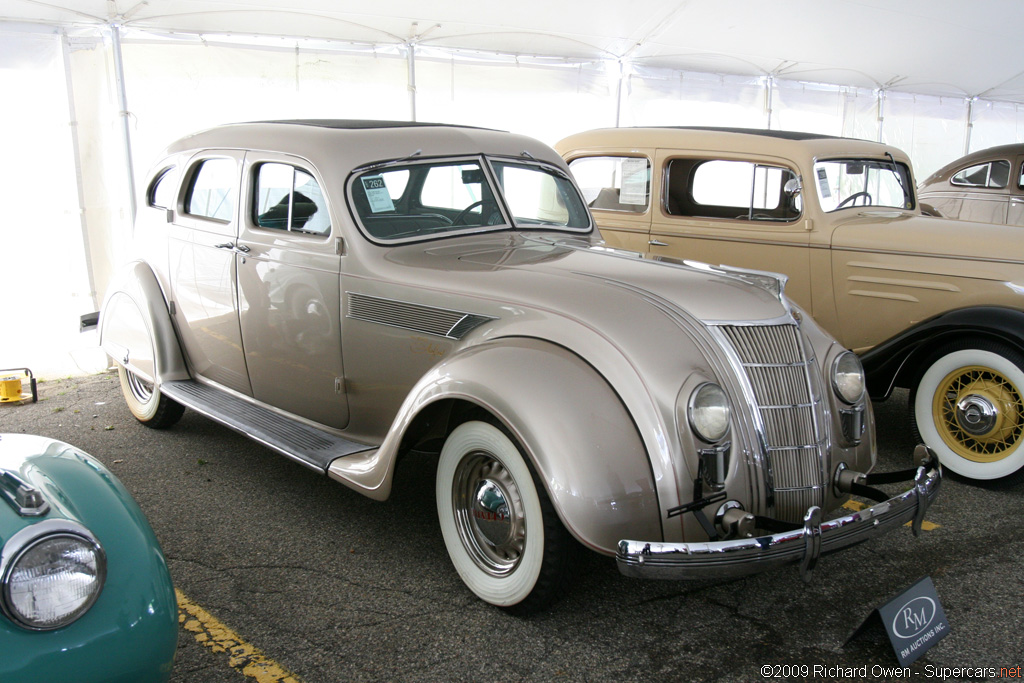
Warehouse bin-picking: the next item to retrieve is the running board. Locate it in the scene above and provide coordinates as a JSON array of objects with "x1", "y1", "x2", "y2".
[{"x1": 161, "y1": 380, "x2": 373, "y2": 472}]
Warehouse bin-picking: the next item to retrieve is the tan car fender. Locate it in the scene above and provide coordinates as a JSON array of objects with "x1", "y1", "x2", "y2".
[
  {"x1": 328, "y1": 337, "x2": 664, "y2": 555},
  {"x1": 99, "y1": 261, "x2": 188, "y2": 383}
]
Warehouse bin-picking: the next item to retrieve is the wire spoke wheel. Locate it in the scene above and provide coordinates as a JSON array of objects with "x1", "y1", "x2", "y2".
[
  {"x1": 933, "y1": 365, "x2": 1024, "y2": 462},
  {"x1": 913, "y1": 343, "x2": 1024, "y2": 484}
]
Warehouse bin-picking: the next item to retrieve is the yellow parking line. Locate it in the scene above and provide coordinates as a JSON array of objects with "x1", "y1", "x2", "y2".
[
  {"x1": 841, "y1": 500, "x2": 940, "y2": 531},
  {"x1": 176, "y1": 589, "x2": 304, "y2": 683}
]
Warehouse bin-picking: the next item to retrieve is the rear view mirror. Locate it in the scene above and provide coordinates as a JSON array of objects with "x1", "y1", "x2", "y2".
[{"x1": 462, "y1": 169, "x2": 484, "y2": 184}]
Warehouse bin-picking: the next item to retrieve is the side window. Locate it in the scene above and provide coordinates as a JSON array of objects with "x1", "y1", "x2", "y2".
[
  {"x1": 185, "y1": 159, "x2": 236, "y2": 222},
  {"x1": 568, "y1": 156, "x2": 649, "y2": 213},
  {"x1": 666, "y1": 158, "x2": 800, "y2": 221},
  {"x1": 148, "y1": 167, "x2": 177, "y2": 209},
  {"x1": 952, "y1": 160, "x2": 1010, "y2": 188},
  {"x1": 254, "y1": 163, "x2": 331, "y2": 235}
]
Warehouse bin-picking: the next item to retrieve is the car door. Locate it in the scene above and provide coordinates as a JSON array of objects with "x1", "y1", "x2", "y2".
[
  {"x1": 168, "y1": 151, "x2": 253, "y2": 396},
  {"x1": 236, "y1": 154, "x2": 349, "y2": 429},
  {"x1": 647, "y1": 150, "x2": 814, "y2": 311}
]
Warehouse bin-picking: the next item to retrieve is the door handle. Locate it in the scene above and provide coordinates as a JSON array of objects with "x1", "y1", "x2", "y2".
[
  {"x1": 215, "y1": 242, "x2": 251, "y2": 253},
  {"x1": 649, "y1": 239, "x2": 669, "y2": 247}
]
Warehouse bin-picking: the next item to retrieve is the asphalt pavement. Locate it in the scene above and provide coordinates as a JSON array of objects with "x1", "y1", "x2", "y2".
[{"x1": 1, "y1": 371, "x2": 1021, "y2": 682}]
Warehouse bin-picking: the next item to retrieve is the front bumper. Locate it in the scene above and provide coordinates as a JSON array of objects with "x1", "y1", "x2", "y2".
[{"x1": 617, "y1": 451, "x2": 941, "y2": 581}]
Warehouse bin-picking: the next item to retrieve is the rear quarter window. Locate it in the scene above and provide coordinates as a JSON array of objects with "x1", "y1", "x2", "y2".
[{"x1": 185, "y1": 158, "x2": 237, "y2": 222}]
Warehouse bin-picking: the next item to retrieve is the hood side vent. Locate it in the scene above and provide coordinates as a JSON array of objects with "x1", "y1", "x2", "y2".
[{"x1": 347, "y1": 293, "x2": 494, "y2": 340}]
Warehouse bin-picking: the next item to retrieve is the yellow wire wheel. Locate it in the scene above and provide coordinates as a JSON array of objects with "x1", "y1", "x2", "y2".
[
  {"x1": 914, "y1": 343, "x2": 1024, "y2": 483},
  {"x1": 931, "y1": 364, "x2": 1024, "y2": 462}
]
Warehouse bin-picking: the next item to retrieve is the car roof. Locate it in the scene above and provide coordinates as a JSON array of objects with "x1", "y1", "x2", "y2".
[
  {"x1": 159, "y1": 120, "x2": 566, "y2": 176},
  {"x1": 556, "y1": 126, "x2": 912, "y2": 165}
]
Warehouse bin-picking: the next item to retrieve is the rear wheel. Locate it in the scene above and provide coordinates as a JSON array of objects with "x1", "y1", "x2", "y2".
[
  {"x1": 117, "y1": 365, "x2": 184, "y2": 429},
  {"x1": 911, "y1": 341, "x2": 1024, "y2": 485},
  {"x1": 436, "y1": 420, "x2": 574, "y2": 614}
]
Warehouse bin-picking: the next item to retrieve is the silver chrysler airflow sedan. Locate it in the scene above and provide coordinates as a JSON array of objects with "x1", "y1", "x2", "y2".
[{"x1": 95, "y1": 120, "x2": 940, "y2": 613}]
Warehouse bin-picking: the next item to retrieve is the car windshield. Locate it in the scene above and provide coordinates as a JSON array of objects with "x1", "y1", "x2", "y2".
[
  {"x1": 350, "y1": 156, "x2": 590, "y2": 242},
  {"x1": 814, "y1": 158, "x2": 914, "y2": 212}
]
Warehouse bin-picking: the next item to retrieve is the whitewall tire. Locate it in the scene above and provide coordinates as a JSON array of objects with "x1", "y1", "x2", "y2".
[
  {"x1": 436, "y1": 420, "x2": 573, "y2": 613},
  {"x1": 117, "y1": 364, "x2": 184, "y2": 429},
  {"x1": 912, "y1": 343, "x2": 1024, "y2": 484}
]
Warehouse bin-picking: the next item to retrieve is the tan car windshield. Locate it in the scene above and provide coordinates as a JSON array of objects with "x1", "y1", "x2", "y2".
[
  {"x1": 351, "y1": 156, "x2": 589, "y2": 242},
  {"x1": 814, "y1": 158, "x2": 913, "y2": 211}
]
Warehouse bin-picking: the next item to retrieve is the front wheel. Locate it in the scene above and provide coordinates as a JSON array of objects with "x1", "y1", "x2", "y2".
[
  {"x1": 117, "y1": 365, "x2": 184, "y2": 429},
  {"x1": 436, "y1": 420, "x2": 574, "y2": 614},
  {"x1": 911, "y1": 342, "x2": 1024, "y2": 485}
]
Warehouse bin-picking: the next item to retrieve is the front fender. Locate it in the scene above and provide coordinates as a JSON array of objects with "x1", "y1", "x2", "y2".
[
  {"x1": 861, "y1": 306, "x2": 1024, "y2": 399},
  {"x1": 328, "y1": 337, "x2": 663, "y2": 555},
  {"x1": 99, "y1": 261, "x2": 188, "y2": 383},
  {"x1": 0, "y1": 434, "x2": 178, "y2": 683}
]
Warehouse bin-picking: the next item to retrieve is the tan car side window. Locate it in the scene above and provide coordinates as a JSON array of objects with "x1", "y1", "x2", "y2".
[
  {"x1": 184, "y1": 158, "x2": 236, "y2": 222},
  {"x1": 568, "y1": 156, "x2": 650, "y2": 213},
  {"x1": 666, "y1": 158, "x2": 800, "y2": 222},
  {"x1": 254, "y1": 162, "x2": 331, "y2": 235}
]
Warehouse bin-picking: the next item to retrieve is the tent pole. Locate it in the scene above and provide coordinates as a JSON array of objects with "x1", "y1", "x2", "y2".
[
  {"x1": 614, "y1": 60, "x2": 624, "y2": 128},
  {"x1": 876, "y1": 90, "x2": 886, "y2": 143},
  {"x1": 110, "y1": 22, "x2": 137, "y2": 223},
  {"x1": 964, "y1": 97, "x2": 976, "y2": 155},
  {"x1": 407, "y1": 42, "x2": 417, "y2": 122},
  {"x1": 61, "y1": 30, "x2": 99, "y2": 311}
]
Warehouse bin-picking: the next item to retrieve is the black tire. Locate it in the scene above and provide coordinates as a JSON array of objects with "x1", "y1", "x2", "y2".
[
  {"x1": 435, "y1": 420, "x2": 575, "y2": 614},
  {"x1": 117, "y1": 364, "x2": 184, "y2": 429}
]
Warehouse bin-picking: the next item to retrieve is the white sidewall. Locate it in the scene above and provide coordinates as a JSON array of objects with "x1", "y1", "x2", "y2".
[
  {"x1": 436, "y1": 421, "x2": 545, "y2": 607},
  {"x1": 914, "y1": 349, "x2": 1024, "y2": 480},
  {"x1": 118, "y1": 364, "x2": 160, "y2": 422}
]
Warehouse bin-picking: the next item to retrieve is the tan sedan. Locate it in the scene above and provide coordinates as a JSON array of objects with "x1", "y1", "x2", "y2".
[
  {"x1": 558, "y1": 127, "x2": 1024, "y2": 485},
  {"x1": 93, "y1": 121, "x2": 939, "y2": 613}
]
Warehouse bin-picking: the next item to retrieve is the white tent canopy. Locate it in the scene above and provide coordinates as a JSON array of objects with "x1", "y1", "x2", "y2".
[{"x1": 3, "y1": 1, "x2": 1024, "y2": 377}]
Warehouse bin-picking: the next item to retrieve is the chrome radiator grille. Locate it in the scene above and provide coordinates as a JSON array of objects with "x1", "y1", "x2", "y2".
[{"x1": 719, "y1": 324, "x2": 825, "y2": 521}]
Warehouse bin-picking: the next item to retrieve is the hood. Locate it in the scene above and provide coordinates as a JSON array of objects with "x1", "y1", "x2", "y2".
[
  {"x1": 831, "y1": 211, "x2": 1024, "y2": 264},
  {"x1": 390, "y1": 232, "x2": 791, "y2": 326}
]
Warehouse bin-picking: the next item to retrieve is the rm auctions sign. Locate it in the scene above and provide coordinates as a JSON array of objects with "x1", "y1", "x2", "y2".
[{"x1": 846, "y1": 576, "x2": 950, "y2": 665}]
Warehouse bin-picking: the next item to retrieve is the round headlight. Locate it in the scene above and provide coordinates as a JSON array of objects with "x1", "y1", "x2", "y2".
[
  {"x1": 2, "y1": 524, "x2": 105, "y2": 631},
  {"x1": 832, "y1": 351, "x2": 866, "y2": 404},
  {"x1": 688, "y1": 382, "x2": 732, "y2": 443}
]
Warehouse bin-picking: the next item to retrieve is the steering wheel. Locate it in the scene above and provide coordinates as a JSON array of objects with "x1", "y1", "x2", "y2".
[
  {"x1": 837, "y1": 191, "x2": 873, "y2": 209},
  {"x1": 453, "y1": 200, "x2": 485, "y2": 225}
]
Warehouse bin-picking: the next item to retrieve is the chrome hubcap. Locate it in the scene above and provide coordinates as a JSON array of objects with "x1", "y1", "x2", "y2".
[
  {"x1": 453, "y1": 451, "x2": 526, "y2": 577},
  {"x1": 956, "y1": 395, "x2": 998, "y2": 436},
  {"x1": 125, "y1": 370, "x2": 154, "y2": 403}
]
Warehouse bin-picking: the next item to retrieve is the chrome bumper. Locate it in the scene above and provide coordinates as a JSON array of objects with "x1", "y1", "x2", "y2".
[{"x1": 617, "y1": 455, "x2": 941, "y2": 581}]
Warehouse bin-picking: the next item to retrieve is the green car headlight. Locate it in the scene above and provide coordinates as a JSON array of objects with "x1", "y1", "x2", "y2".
[{"x1": 1, "y1": 521, "x2": 106, "y2": 631}]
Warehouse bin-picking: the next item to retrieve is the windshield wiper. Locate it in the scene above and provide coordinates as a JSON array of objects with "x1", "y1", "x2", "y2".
[{"x1": 884, "y1": 152, "x2": 911, "y2": 207}]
